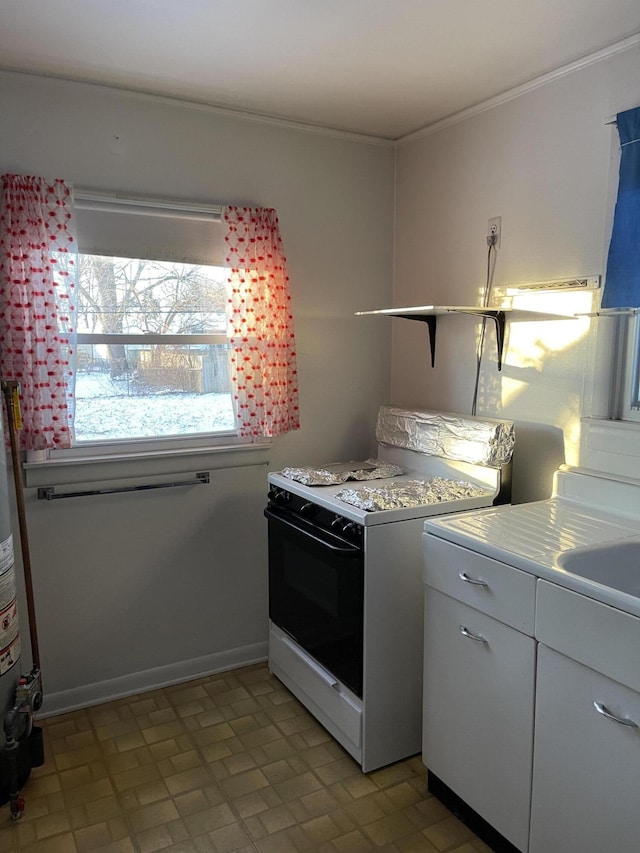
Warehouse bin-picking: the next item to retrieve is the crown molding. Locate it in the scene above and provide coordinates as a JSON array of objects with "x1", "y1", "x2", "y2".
[
  {"x1": 3, "y1": 29, "x2": 639, "y2": 149},
  {"x1": 398, "y1": 32, "x2": 640, "y2": 145},
  {"x1": 0, "y1": 68, "x2": 396, "y2": 149}
]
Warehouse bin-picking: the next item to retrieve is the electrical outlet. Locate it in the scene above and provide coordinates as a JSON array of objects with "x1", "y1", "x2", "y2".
[{"x1": 488, "y1": 216, "x2": 501, "y2": 247}]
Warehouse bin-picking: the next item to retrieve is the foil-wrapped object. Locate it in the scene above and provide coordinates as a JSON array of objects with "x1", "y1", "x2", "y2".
[
  {"x1": 336, "y1": 477, "x2": 487, "y2": 511},
  {"x1": 279, "y1": 459, "x2": 405, "y2": 486},
  {"x1": 376, "y1": 406, "x2": 515, "y2": 467}
]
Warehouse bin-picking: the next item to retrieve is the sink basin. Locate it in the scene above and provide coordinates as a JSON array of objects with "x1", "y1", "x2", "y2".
[{"x1": 556, "y1": 539, "x2": 640, "y2": 598}]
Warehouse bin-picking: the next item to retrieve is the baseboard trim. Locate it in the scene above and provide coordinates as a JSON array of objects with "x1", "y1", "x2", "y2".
[{"x1": 39, "y1": 642, "x2": 268, "y2": 717}]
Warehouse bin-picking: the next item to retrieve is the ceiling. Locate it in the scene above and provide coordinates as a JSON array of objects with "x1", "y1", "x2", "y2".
[{"x1": 2, "y1": 0, "x2": 640, "y2": 140}]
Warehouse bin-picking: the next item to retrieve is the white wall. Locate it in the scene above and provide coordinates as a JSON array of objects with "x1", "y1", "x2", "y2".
[
  {"x1": 0, "y1": 72, "x2": 395, "y2": 711},
  {"x1": 4, "y1": 44, "x2": 639, "y2": 709},
  {"x1": 394, "y1": 45, "x2": 640, "y2": 503}
]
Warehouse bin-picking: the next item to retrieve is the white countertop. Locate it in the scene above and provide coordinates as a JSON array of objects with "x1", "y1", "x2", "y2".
[{"x1": 424, "y1": 481, "x2": 640, "y2": 618}]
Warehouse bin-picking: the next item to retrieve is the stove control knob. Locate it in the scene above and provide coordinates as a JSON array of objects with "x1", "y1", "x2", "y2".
[
  {"x1": 331, "y1": 515, "x2": 344, "y2": 529},
  {"x1": 342, "y1": 521, "x2": 357, "y2": 534},
  {"x1": 269, "y1": 488, "x2": 291, "y2": 505},
  {"x1": 300, "y1": 501, "x2": 315, "y2": 515}
]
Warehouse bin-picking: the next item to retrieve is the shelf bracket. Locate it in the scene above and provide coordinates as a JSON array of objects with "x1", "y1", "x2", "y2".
[
  {"x1": 392, "y1": 309, "x2": 506, "y2": 370},
  {"x1": 462, "y1": 309, "x2": 507, "y2": 371},
  {"x1": 395, "y1": 314, "x2": 438, "y2": 367}
]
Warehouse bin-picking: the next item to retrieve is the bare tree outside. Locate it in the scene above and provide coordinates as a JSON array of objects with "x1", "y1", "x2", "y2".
[
  {"x1": 74, "y1": 255, "x2": 235, "y2": 441},
  {"x1": 78, "y1": 255, "x2": 227, "y2": 335}
]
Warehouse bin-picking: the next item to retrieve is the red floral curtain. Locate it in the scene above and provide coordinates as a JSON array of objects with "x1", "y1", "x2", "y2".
[
  {"x1": 224, "y1": 206, "x2": 300, "y2": 439},
  {"x1": 0, "y1": 175, "x2": 77, "y2": 450}
]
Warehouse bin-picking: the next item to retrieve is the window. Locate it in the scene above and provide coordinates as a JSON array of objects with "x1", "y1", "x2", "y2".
[
  {"x1": 599, "y1": 105, "x2": 640, "y2": 424},
  {"x1": 76, "y1": 255, "x2": 234, "y2": 442},
  {"x1": 72, "y1": 193, "x2": 238, "y2": 448},
  {"x1": 611, "y1": 311, "x2": 640, "y2": 422},
  {"x1": 626, "y1": 318, "x2": 640, "y2": 413},
  {"x1": 0, "y1": 180, "x2": 299, "y2": 457}
]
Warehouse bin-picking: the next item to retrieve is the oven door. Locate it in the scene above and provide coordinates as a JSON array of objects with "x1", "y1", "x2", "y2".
[{"x1": 265, "y1": 506, "x2": 364, "y2": 698}]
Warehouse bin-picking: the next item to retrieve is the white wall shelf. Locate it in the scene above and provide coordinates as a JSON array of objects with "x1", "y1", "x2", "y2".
[{"x1": 356, "y1": 305, "x2": 576, "y2": 370}]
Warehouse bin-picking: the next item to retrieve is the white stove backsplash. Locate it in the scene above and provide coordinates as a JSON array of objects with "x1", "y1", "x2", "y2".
[{"x1": 376, "y1": 406, "x2": 515, "y2": 467}]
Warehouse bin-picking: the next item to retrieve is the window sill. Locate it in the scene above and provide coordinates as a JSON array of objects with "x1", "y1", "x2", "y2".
[{"x1": 23, "y1": 441, "x2": 271, "y2": 489}]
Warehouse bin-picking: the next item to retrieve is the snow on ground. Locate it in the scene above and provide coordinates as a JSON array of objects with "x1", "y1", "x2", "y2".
[{"x1": 74, "y1": 373, "x2": 235, "y2": 441}]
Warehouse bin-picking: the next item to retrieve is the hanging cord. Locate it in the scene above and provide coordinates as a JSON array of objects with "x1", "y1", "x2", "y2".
[
  {"x1": 471, "y1": 238, "x2": 498, "y2": 415},
  {"x1": 1, "y1": 381, "x2": 41, "y2": 673}
]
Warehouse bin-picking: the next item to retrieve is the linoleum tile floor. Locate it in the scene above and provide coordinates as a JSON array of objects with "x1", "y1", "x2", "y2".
[{"x1": 0, "y1": 664, "x2": 492, "y2": 853}]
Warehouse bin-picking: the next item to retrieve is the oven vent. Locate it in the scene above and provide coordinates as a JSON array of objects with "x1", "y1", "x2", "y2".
[{"x1": 503, "y1": 276, "x2": 600, "y2": 294}]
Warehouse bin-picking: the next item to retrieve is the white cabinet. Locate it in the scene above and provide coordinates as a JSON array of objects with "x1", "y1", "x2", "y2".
[
  {"x1": 530, "y1": 645, "x2": 640, "y2": 853},
  {"x1": 530, "y1": 582, "x2": 640, "y2": 853},
  {"x1": 422, "y1": 536, "x2": 536, "y2": 852},
  {"x1": 424, "y1": 519, "x2": 640, "y2": 853}
]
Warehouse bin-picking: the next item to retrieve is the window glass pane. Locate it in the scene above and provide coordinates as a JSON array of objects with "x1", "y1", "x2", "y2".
[
  {"x1": 627, "y1": 317, "x2": 640, "y2": 411},
  {"x1": 75, "y1": 343, "x2": 235, "y2": 442},
  {"x1": 77, "y1": 255, "x2": 227, "y2": 335}
]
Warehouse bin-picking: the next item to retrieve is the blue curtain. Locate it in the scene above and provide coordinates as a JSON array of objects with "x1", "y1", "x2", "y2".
[{"x1": 602, "y1": 105, "x2": 640, "y2": 309}]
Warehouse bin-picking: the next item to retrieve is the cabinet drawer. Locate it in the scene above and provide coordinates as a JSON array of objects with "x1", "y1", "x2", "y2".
[
  {"x1": 269, "y1": 623, "x2": 362, "y2": 750},
  {"x1": 423, "y1": 534, "x2": 536, "y2": 633},
  {"x1": 536, "y1": 580, "x2": 640, "y2": 692}
]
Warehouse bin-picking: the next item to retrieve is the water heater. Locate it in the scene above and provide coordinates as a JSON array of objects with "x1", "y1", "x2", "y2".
[
  {"x1": 0, "y1": 417, "x2": 19, "y2": 728},
  {"x1": 0, "y1": 390, "x2": 43, "y2": 815}
]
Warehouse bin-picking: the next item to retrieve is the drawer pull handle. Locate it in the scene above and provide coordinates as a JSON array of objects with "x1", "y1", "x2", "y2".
[
  {"x1": 593, "y1": 702, "x2": 639, "y2": 729},
  {"x1": 459, "y1": 625, "x2": 488, "y2": 644},
  {"x1": 281, "y1": 636, "x2": 340, "y2": 689},
  {"x1": 458, "y1": 572, "x2": 489, "y2": 587}
]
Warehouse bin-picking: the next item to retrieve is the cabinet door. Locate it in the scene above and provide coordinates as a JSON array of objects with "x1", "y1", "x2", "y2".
[
  {"x1": 423, "y1": 588, "x2": 535, "y2": 852},
  {"x1": 530, "y1": 645, "x2": 640, "y2": 853}
]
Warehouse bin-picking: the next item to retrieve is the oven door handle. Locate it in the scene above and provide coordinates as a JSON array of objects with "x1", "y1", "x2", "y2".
[{"x1": 264, "y1": 506, "x2": 361, "y2": 554}]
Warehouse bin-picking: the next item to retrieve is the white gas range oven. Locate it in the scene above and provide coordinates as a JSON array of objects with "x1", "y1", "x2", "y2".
[{"x1": 265, "y1": 406, "x2": 514, "y2": 772}]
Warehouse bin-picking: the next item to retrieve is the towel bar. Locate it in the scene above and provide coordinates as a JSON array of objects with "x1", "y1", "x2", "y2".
[{"x1": 37, "y1": 471, "x2": 210, "y2": 500}]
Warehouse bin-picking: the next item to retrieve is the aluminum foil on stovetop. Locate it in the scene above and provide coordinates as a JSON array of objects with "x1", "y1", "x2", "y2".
[
  {"x1": 279, "y1": 459, "x2": 404, "y2": 486},
  {"x1": 336, "y1": 477, "x2": 487, "y2": 511},
  {"x1": 376, "y1": 406, "x2": 515, "y2": 467}
]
